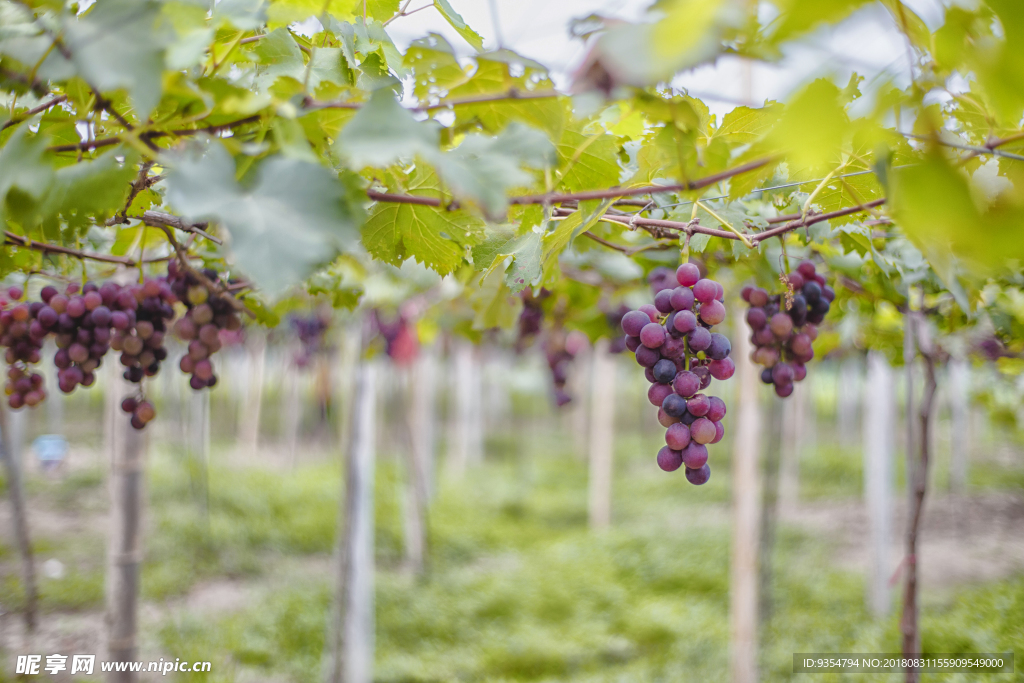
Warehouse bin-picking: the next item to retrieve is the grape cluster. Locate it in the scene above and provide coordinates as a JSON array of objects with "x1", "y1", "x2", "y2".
[
  {"x1": 376, "y1": 311, "x2": 419, "y2": 365},
  {"x1": 50, "y1": 282, "x2": 115, "y2": 394},
  {"x1": 169, "y1": 261, "x2": 240, "y2": 390},
  {"x1": 544, "y1": 329, "x2": 588, "y2": 406},
  {"x1": 290, "y1": 311, "x2": 331, "y2": 368},
  {"x1": 742, "y1": 260, "x2": 835, "y2": 398},
  {"x1": 0, "y1": 287, "x2": 46, "y2": 409},
  {"x1": 623, "y1": 263, "x2": 734, "y2": 485}
]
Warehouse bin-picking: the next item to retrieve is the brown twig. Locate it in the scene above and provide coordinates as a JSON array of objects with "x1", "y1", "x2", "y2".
[
  {"x1": 47, "y1": 115, "x2": 263, "y2": 154},
  {"x1": 3, "y1": 232, "x2": 135, "y2": 265},
  {"x1": 304, "y1": 88, "x2": 563, "y2": 114},
  {"x1": 137, "y1": 211, "x2": 223, "y2": 245},
  {"x1": 750, "y1": 198, "x2": 887, "y2": 243},
  {"x1": 0, "y1": 95, "x2": 67, "y2": 132}
]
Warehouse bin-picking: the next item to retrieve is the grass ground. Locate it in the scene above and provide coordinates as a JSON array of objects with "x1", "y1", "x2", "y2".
[{"x1": 0, "y1": 361, "x2": 1022, "y2": 682}]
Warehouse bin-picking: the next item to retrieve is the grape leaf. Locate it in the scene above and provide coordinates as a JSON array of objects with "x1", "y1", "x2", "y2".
[
  {"x1": 556, "y1": 128, "x2": 622, "y2": 192},
  {"x1": 165, "y1": 142, "x2": 361, "y2": 296},
  {"x1": 433, "y1": 0, "x2": 484, "y2": 51},
  {"x1": 336, "y1": 88, "x2": 440, "y2": 168}
]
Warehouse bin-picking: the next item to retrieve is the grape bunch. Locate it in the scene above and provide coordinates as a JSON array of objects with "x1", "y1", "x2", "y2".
[
  {"x1": 544, "y1": 329, "x2": 588, "y2": 407},
  {"x1": 50, "y1": 282, "x2": 115, "y2": 394},
  {"x1": 290, "y1": 311, "x2": 331, "y2": 368},
  {"x1": 0, "y1": 286, "x2": 47, "y2": 409},
  {"x1": 622, "y1": 263, "x2": 734, "y2": 485},
  {"x1": 375, "y1": 311, "x2": 419, "y2": 365},
  {"x1": 742, "y1": 260, "x2": 835, "y2": 398},
  {"x1": 169, "y1": 261, "x2": 241, "y2": 390}
]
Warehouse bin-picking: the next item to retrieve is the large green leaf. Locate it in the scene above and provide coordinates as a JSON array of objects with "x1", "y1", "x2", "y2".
[
  {"x1": 434, "y1": 123, "x2": 555, "y2": 218},
  {"x1": 556, "y1": 128, "x2": 621, "y2": 192},
  {"x1": 60, "y1": 0, "x2": 168, "y2": 118},
  {"x1": 336, "y1": 88, "x2": 439, "y2": 167},
  {"x1": 362, "y1": 167, "x2": 484, "y2": 274},
  {"x1": 166, "y1": 142, "x2": 361, "y2": 296}
]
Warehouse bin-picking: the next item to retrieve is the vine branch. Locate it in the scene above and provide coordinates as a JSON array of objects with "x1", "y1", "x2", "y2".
[
  {"x1": 47, "y1": 114, "x2": 263, "y2": 154},
  {"x1": 1, "y1": 95, "x2": 67, "y2": 132}
]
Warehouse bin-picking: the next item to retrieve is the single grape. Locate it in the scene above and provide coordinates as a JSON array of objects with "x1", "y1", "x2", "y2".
[
  {"x1": 690, "y1": 417, "x2": 716, "y2": 444},
  {"x1": 675, "y1": 263, "x2": 700, "y2": 287},
  {"x1": 670, "y1": 286, "x2": 695, "y2": 311},
  {"x1": 648, "y1": 382, "x2": 674, "y2": 407},
  {"x1": 653, "y1": 359, "x2": 677, "y2": 384},
  {"x1": 657, "y1": 446, "x2": 683, "y2": 472},
  {"x1": 710, "y1": 421, "x2": 724, "y2": 444},
  {"x1": 682, "y1": 443, "x2": 709, "y2": 469},
  {"x1": 657, "y1": 407, "x2": 679, "y2": 428},
  {"x1": 640, "y1": 322, "x2": 666, "y2": 349},
  {"x1": 748, "y1": 288, "x2": 769, "y2": 307},
  {"x1": 797, "y1": 260, "x2": 816, "y2": 279},
  {"x1": 699, "y1": 299, "x2": 726, "y2": 326},
  {"x1": 693, "y1": 279, "x2": 718, "y2": 303},
  {"x1": 792, "y1": 362, "x2": 807, "y2": 382},
  {"x1": 686, "y1": 394, "x2": 710, "y2": 417},
  {"x1": 621, "y1": 310, "x2": 650, "y2": 337},
  {"x1": 635, "y1": 345, "x2": 660, "y2": 368},
  {"x1": 706, "y1": 333, "x2": 731, "y2": 361},
  {"x1": 774, "y1": 381, "x2": 794, "y2": 398},
  {"x1": 625, "y1": 335, "x2": 641, "y2": 352},
  {"x1": 687, "y1": 326, "x2": 712, "y2": 352},
  {"x1": 662, "y1": 393, "x2": 687, "y2": 418},
  {"x1": 672, "y1": 310, "x2": 697, "y2": 335},
  {"x1": 685, "y1": 464, "x2": 711, "y2": 485},
  {"x1": 706, "y1": 396, "x2": 727, "y2": 422},
  {"x1": 638, "y1": 304, "x2": 660, "y2": 322},
  {"x1": 708, "y1": 357, "x2": 735, "y2": 380},
  {"x1": 654, "y1": 289, "x2": 675, "y2": 313},
  {"x1": 760, "y1": 367, "x2": 774, "y2": 384},
  {"x1": 769, "y1": 313, "x2": 794, "y2": 338},
  {"x1": 787, "y1": 272, "x2": 805, "y2": 290},
  {"x1": 665, "y1": 422, "x2": 691, "y2": 450},
  {"x1": 673, "y1": 371, "x2": 699, "y2": 398}
]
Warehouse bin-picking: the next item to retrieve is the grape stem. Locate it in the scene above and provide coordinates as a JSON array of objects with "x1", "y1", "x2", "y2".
[{"x1": 150, "y1": 224, "x2": 255, "y2": 319}]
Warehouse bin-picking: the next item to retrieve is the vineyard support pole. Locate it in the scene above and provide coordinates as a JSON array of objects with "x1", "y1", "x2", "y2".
[
  {"x1": 0, "y1": 406, "x2": 37, "y2": 633},
  {"x1": 864, "y1": 351, "x2": 895, "y2": 619},
  {"x1": 401, "y1": 364, "x2": 430, "y2": 576},
  {"x1": 239, "y1": 329, "x2": 266, "y2": 455},
  {"x1": 730, "y1": 307, "x2": 762, "y2": 683},
  {"x1": 106, "y1": 419, "x2": 146, "y2": 683},
  {"x1": 947, "y1": 358, "x2": 969, "y2": 493},
  {"x1": 901, "y1": 315, "x2": 937, "y2": 683},
  {"x1": 448, "y1": 339, "x2": 482, "y2": 475},
  {"x1": 324, "y1": 345, "x2": 376, "y2": 683},
  {"x1": 587, "y1": 338, "x2": 615, "y2": 529},
  {"x1": 778, "y1": 380, "x2": 805, "y2": 515},
  {"x1": 411, "y1": 343, "x2": 438, "y2": 501}
]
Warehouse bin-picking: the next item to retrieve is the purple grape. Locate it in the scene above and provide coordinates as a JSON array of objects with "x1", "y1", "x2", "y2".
[
  {"x1": 685, "y1": 464, "x2": 711, "y2": 485},
  {"x1": 706, "y1": 333, "x2": 731, "y2": 360},
  {"x1": 657, "y1": 446, "x2": 683, "y2": 472},
  {"x1": 682, "y1": 442, "x2": 709, "y2": 469},
  {"x1": 661, "y1": 336, "x2": 686, "y2": 360},
  {"x1": 687, "y1": 394, "x2": 710, "y2": 417},
  {"x1": 653, "y1": 359, "x2": 677, "y2": 384},
  {"x1": 772, "y1": 362, "x2": 794, "y2": 385},
  {"x1": 640, "y1": 322, "x2": 666, "y2": 348},
  {"x1": 654, "y1": 289, "x2": 675, "y2": 313},
  {"x1": 688, "y1": 326, "x2": 712, "y2": 352},
  {"x1": 673, "y1": 370, "x2": 699, "y2": 397},
  {"x1": 746, "y1": 307, "x2": 767, "y2": 330},
  {"x1": 670, "y1": 287, "x2": 695, "y2": 311},
  {"x1": 648, "y1": 383, "x2": 674, "y2": 407},
  {"x1": 693, "y1": 279, "x2": 718, "y2": 303},
  {"x1": 635, "y1": 345, "x2": 660, "y2": 368},
  {"x1": 666, "y1": 422, "x2": 691, "y2": 450},
  {"x1": 710, "y1": 421, "x2": 724, "y2": 444},
  {"x1": 673, "y1": 310, "x2": 697, "y2": 335},
  {"x1": 625, "y1": 335, "x2": 641, "y2": 352},
  {"x1": 706, "y1": 396, "x2": 727, "y2": 422},
  {"x1": 709, "y1": 358, "x2": 735, "y2": 380},
  {"x1": 662, "y1": 393, "x2": 687, "y2": 418},
  {"x1": 675, "y1": 263, "x2": 700, "y2": 287},
  {"x1": 775, "y1": 382, "x2": 794, "y2": 398},
  {"x1": 690, "y1": 417, "x2": 716, "y2": 444},
  {"x1": 699, "y1": 299, "x2": 726, "y2": 325},
  {"x1": 622, "y1": 310, "x2": 650, "y2": 337}
]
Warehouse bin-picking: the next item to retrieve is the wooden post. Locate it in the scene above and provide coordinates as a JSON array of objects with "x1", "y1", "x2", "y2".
[
  {"x1": 401, "y1": 365, "x2": 430, "y2": 575},
  {"x1": 106, "y1": 420, "x2": 146, "y2": 681},
  {"x1": 864, "y1": 351, "x2": 894, "y2": 619},
  {"x1": 730, "y1": 307, "x2": 762, "y2": 683},
  {"x1": 238, "y1": 329, "x2": 266, "y2": 455},
  {"x1": 588, "y1": 339, "x2": 615, "y2": 529},
  {"x1": 568, "y1": 343, "x2": 591, "y2": 458},
  {"x1": 759, "y1": 397, "x2": 783, "y2": 630},
  {"x1": 188, "y1": 388, "x2": 210, "y2": 515},
  {"x1": 948, "y1": 358, "x2": 969, "y2": 493},
  {"x1": 283, "y1": 353, "x2": 302, "y2": 467},
  {"x1": 0, "y1": 406, "x2": 38, "y2": 633},
  {"x1": 324, "y1": 357, "x2": 376, "y2": 683}
]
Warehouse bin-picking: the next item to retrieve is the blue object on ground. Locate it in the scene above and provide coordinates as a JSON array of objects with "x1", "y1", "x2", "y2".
[{"x1": 33, "y1": 435, "x2": 68, "y2": 470}]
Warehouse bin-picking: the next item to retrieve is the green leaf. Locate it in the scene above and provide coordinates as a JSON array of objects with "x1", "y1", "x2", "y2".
[
  {"x1": 433, "y1": 0, "x2": 483, "y2": 51},
  {"x1": 404, "y1": 34, "x2": 470, "y2": 101},
  {"x1": 435, "y1": 123, "x2": 555, "y2": 218},
  {"x1": 712, "y1": 103, "x2": 783, "y2": 145},
  {"x1": 556, "y1": 128, "x2": 621, "y2": 192},
  {"x1": 0, "y1": 127, "x2": 52, "y2": 220},
  {"x1": 166, "y1": 142, "x2": 361, "y2": 296},
  {"x1": 336, "y1": 88, "x2": 439, "y2": 168},
  {"x1": 362, "y1": 166, "x2": 484, "y2": 274},
  {"x1": 60, "y1": 0, "x2": 168, "y2": 118},
  {"x1": 541, "y1": 198, "x2": 614, "y2": 278},
  {"x1": 251, "y1": 27, "x2": 306, "y2": 92},
  {"x1": 766, "y1": 79, "x2": 850, "y2": 175},
  {"x1": 39, "y1": 151, "x2": 138, "y2": 230}
]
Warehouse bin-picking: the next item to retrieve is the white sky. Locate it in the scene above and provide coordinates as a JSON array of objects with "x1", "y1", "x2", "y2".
[{"x1": 385, "y1": 0, "x2": 950, "y2": 119}]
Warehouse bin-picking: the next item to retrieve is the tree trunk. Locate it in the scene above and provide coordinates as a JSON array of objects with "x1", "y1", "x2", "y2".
[
  {"x1": 864, "y1": 352, "x2": 894, "y2": 619},
  {"x1": 947, "y1": 358, "x2": 969, "y2": 493},
  {"x1": 324, "y1": 356, "x2": 376, "y2": 683},
  {"x1": 730, "y1": 308, "x2": 762, "y2": 683},
  {"x1": 901, "y1": 320, "x2": 937, "y2": 683},
  {"x1": 106, "y1": 420, "x2": 146, "y2": 682},
  {"x1": 587, "y1": 339, "x2": 615, "y2": 529},
  {"x1": 0, "y1": 406, "x2": 37, "y2": 633},
  {"x1": 238, "y1": 330, "x2": 266, "y2": 455}
]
